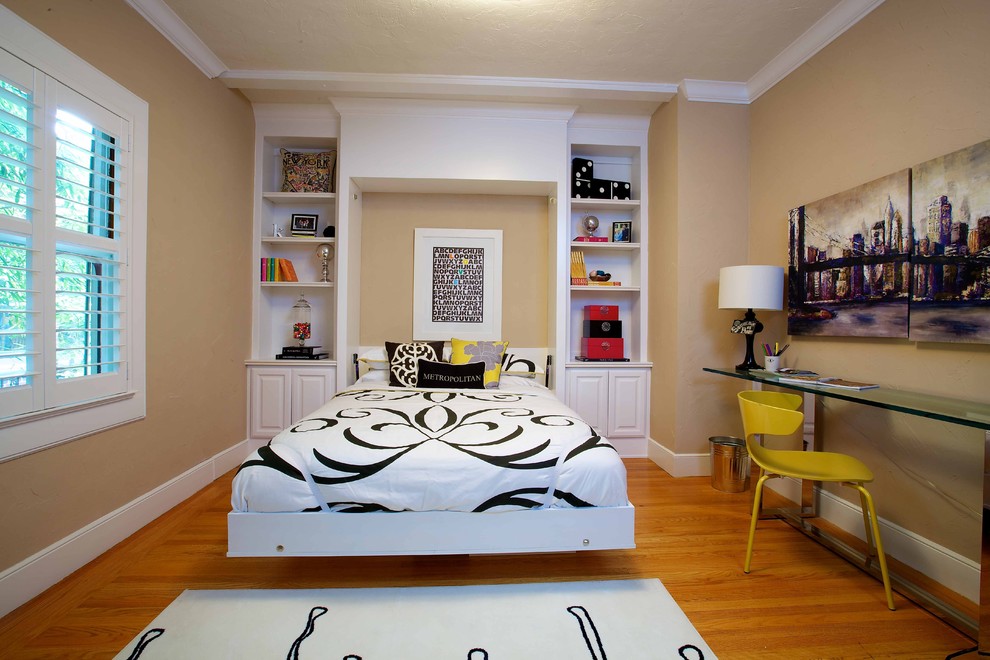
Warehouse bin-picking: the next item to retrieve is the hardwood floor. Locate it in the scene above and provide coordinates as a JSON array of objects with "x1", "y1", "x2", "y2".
[{"x1": 0, "y1": 459, "x2": 975, "y2": 658}]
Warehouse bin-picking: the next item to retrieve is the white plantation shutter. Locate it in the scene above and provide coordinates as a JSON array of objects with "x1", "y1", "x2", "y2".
[
  {"x1": 0, "y1": 48, "x2": 40, "y2": 418},
  {"x1": 0, "y1": 7, "x2": 147, "y2": 461},
  {"x1": 48, "y1": 84, "x2": 129, "y2": 406}
]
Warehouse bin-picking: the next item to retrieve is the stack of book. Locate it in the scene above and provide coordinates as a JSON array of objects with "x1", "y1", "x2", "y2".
[
  {"x1": 276, "y1": 345, "x2": 329, "y2": 360},
  {"x1": 260, "y1": 258, "x2": 298, "y2": 282}
]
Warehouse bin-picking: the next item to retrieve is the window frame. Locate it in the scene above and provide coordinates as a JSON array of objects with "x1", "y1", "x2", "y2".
[{"x1": 0, "y1": 6, "x2": 147, "y2": 462}]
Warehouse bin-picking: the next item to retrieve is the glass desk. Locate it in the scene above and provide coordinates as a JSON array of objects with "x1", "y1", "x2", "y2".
[{"x1": 704, "y1": 367, "x2": 990, "y2": 648}]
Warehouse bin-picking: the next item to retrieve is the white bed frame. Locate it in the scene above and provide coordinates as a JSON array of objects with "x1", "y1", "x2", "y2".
[
  {"x1": 227, "y1": 504, "x2": 634, "y2": 557},
  {"x1": 228, "y1": 346, "x2": 635, "y2": 557}
]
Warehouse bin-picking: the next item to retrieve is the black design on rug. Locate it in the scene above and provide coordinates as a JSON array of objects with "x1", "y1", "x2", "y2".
[
  {"x1": 286, "y1": 606, "x2": 329, "y2": 660},
  {"x1": 467, "y1": 649, "x2": 489, "y2": 659},
  {"x1": 123, "y1": 627, "x2": 164, "y2": 659},
  {"x1": 679, "y1": 644, "x2": 705, "y2": 659},
  {"x1": 567, "y1": 605, "x2": 607, "y2": 659}
]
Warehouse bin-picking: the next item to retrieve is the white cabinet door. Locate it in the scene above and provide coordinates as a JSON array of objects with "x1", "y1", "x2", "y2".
[
  {"x1": 607, "y1": 369, "x2": 649, "y2": 438},
  {"x1": 291, "y1": 366, "x2": 336, "y2": 423},
  {"x1": 249, "y1": 365, "x2": 337, "y2": 440},
  {"x1": 249, "y1": 367, "x2": 291, "y2": 440},
  {"x1": 565, "y1": 367, "x2": 650, "y2": 441},
  {"x1": 565, "y1": 369, "x2": 609, "y2": 434}
]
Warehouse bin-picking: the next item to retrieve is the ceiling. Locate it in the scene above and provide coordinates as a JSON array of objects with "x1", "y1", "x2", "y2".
[{"x1": 127, "y1": 0, "x2": 884, "y2": 114}]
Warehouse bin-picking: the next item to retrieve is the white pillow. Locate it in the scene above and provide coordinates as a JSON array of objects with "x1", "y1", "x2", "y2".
[{"x1": 356, "y1": 369, "x2": 388, "y2": 384}]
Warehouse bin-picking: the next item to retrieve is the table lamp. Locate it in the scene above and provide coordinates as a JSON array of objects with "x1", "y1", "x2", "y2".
[{"x1": 718, "y1": 265, "x2": 784, "y2": 371}]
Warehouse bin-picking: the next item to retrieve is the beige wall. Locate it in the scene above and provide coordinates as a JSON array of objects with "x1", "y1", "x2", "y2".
[
  {"x1": 648, "y1": 94, "x2": 751, "y2": 462},
  {"x1": 0, "y1": 1, "x2": 254, "y2": 570},
  {"x1": 359, "y1": 193, "x2": 549, "y2": 347},
  {"x1": 748, "y1": 0, "x2": 989, "y2": 559}
]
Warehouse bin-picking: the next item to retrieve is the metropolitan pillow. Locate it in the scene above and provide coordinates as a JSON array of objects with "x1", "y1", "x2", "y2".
[
  {"x1": 416, "y1": 359, "x2": 485, "y2": 389},
  {"x1": 280, "y1": 148, "x2": 337, "y2": 193},
  {"x1": 385, "y1": 341, "x2": 445, "y2": 387},
  {"x1": 449, "y1": 338, "x2": 508, "y2": 389}
]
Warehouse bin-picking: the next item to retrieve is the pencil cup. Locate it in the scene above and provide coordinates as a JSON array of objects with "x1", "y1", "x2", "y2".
[{"x1": 764, "y1": 355, "x2": 781, "y2": 372}]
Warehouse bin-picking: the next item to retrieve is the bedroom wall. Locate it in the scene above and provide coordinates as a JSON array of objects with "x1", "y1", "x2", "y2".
[
  {"x1": 0, "y1": 0, "x2": 254, "y2": 571},
  {"x1": 647, "y1": 93, "x2": 751, "y2": 473},
  {"x1": 359, "y1": 193, "x2": 549, "y2": 347},
  {"x1": 747, "y1": 0, "x2": 988, "y2": 562}
]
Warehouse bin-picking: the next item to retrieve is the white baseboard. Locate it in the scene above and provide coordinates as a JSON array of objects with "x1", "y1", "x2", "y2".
[
  {"x1": 646, "y1": 438, "x2": 708, "y2": 477},
  {"x1": 763, "y1": 478, "x2": 978, "y2": 605},
  {"x1": 0, "y1": 440, "x2": 252, "y2": 619},
  {"x1": 609, "y1": 436, "x2": 647, "y2": 458}
]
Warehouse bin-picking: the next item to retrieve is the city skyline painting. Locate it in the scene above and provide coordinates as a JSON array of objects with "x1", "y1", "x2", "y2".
[
  {"x1": 787, "y1": 169, "x2": 912, "y2": 338},
  {"x1": 909, "y1": 139, "x2": 990, "y2": 343}
]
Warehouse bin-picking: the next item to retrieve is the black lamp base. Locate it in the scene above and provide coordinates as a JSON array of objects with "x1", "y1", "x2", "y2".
[{"x1": 733, "y1": 309, "x2": 764, "y2": 371}]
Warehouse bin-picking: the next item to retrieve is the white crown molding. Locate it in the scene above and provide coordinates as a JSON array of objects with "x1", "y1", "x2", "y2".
[
  {"x1": 680, "y1": 80, "x2": 750, "y2": 105},
  {"x1": 221, "y1": 69, "x2": 677, "y2": 103},
  {"x1": 125, "y1": 0, "x2": 226, "y2": 78},
  {"x1": 746, "y1": 0, "x2": 886, "y2": 102}
]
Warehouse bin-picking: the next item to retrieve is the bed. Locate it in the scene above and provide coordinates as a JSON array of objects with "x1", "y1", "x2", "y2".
[{"x1": 228, "y1": 359, "x2": 635, "y2": 557}]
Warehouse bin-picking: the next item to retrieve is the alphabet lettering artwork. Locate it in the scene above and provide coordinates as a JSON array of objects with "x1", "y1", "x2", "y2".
[{"x1": 432, "y1": 247, "x2": 485, "y2": 324}]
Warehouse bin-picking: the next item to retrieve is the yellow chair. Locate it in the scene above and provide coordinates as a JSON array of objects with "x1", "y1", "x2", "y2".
[{"x1": 737, "y1": 390, "x2": 895, "y2": 610}]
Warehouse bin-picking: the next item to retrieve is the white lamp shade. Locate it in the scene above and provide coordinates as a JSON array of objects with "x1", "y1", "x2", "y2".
[{"x1": 718, "y1": 265, "x2": 784, "y2": 311}]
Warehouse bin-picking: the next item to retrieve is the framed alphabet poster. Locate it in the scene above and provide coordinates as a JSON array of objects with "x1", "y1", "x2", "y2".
[{"x1": 413, "y1": 228, "x2": 503, "y2": 341}]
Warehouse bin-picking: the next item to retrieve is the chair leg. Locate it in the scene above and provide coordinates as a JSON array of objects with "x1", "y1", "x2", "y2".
[
  {"x1": 857, "y1": 488, "x2": 876, "y2": 561},
  {"x1": 852, "y1": 484, "x2": 895, "y2": 611},
  {"x1": 744, "y1": 473, "x2": 771, "y2": 574}
]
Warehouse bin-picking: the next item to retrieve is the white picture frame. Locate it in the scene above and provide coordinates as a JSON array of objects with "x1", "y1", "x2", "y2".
[{"x1": 413, "y1": 228, "x2": 502, "y2": 341}]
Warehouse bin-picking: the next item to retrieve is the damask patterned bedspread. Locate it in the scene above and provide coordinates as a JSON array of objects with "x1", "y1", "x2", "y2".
[{"x1": 231, "y1": 381, "x2": 628, "y2": 513}]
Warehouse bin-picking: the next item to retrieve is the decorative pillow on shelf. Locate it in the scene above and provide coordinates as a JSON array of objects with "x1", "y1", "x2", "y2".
[
  {"x1": 280, "y1": 148, "x2": 337, "y2": 193},
  {"x1": 385, "y1": 341, "x2": 445, "y2": 387},
  {"x1": 417, "y1": 359, "x2": 486, "y2": 389},
  {"x1": 449, "y1": 338, "x2": 509, "y2": 389}
]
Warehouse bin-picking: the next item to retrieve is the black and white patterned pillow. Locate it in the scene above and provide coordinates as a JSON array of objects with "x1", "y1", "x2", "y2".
[{"x1": 385, "y1": 341, "x2": 444, "y2": 387}]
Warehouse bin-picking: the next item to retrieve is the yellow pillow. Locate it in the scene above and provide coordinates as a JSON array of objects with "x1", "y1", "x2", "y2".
[{"x1": 450, "y1": 339, "x2": 509, "y2": 389}]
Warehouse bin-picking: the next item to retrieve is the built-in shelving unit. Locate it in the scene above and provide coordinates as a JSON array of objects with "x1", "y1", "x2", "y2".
[
  {"x1": 566, "y1": 141, "x2": 647, "y2": 364},
  {"x1": 247, "y1": 107, "x2": 341, "y2": 443},
  {"x1": 253, "y1": 135, "x2": 338, "y2": 361},
  {"x1": 564, "y1": 121, "x2": 652, "y2": 454}
]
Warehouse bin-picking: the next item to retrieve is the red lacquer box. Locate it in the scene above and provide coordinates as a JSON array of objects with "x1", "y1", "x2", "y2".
[
  {"x1": 584, "y1": 305, "x2": 619, "y2": 321},
  {"x1": 580, "y1": 337, "x2": 624, "y2": 359}
]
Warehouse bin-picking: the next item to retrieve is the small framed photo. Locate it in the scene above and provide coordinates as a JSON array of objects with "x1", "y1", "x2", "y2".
[
  {"x1": 290, "y1": 213, "x2": 318, "y2": 237},
  {"x1": 611, "y1": 221, "x2": 631, "y2": 243}
]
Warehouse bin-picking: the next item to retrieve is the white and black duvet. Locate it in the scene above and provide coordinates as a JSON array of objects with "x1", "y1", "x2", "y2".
[{"x1": 232, "y1": 377, "x2": 627, "y2": 514}]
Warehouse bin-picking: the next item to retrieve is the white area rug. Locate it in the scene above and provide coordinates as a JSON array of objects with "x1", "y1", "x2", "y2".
[{"x1": 117, "y1": 579, "x2": 715, "y2": 659}]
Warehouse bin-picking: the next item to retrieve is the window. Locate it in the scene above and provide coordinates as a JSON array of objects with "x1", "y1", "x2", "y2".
[{"x1": 0, "y1": 8, "x2": 147, "y2": 461}]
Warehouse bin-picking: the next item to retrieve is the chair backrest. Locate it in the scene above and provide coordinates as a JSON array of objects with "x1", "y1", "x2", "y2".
[{"x1": 737, "y1": 391, "x2": 804, "y2": 467}]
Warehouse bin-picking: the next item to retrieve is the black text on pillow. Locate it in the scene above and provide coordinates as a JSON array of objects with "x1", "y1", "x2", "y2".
[{"x1": 416, "y1": 359, "x2": 486, "y2": 389}]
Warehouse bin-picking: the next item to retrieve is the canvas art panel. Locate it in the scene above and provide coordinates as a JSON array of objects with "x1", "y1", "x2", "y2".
[
  {"x1": 787, "y1": 169, "x2": 912, "y2": 338},
  {"x1": 413, "y1": 228, "x2": 502, "y2": 341},
  {"x1": 909, "y1": 139, "x2": 990, "y2": 343}
]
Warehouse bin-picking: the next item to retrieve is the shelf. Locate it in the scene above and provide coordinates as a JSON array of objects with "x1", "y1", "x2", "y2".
[
  {"x1": 262, "y1": 237, "x2": 336, "y2": 245},
  {"x1": 262, "y1": 192, "x2": 336, "y2": 204},
  {"x1": 570, "y1": 285, "x2": 640, "y2": 292},
  {"x1": 570, "y1": 198, "x2": 640, "y2": 211},
  {"x1": 570, "y1": 241, "x2": 640, "y2": 251},
  {"x1": 246, "y1": 359, "x2": 338, "y2": 367},
  {"x1": 260, "y1": 281, "x2": 334, "y2": 288},
  {"x1": 566, "y1": 360, "x2": 653, "y2": 369}
]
